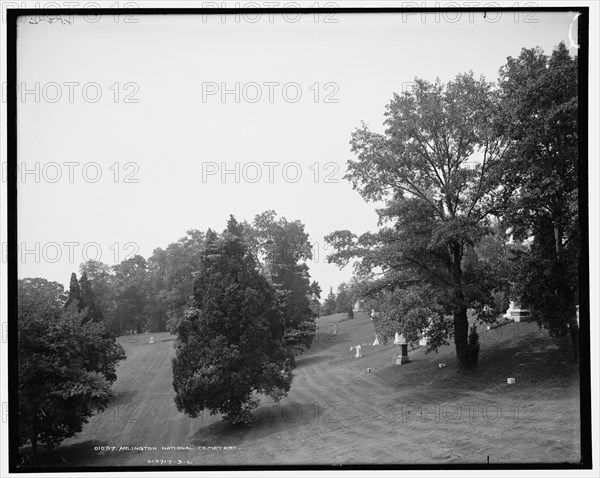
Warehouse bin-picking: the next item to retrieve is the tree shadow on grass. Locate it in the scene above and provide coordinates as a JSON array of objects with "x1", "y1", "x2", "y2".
[
  {"x1": 455, "y1": 332, "x2": 579, "y2": 393},
  {"x1": 111, "y1": 389, "x2": 139, "y2": 406},
  {"x1": 309, "y1": 331, "x2": 351, "y2": 353},
  {"x1": 294, "y1": 354, "x2": 336, "y2": 369},
  {"x1": 381, "y1": 328, "x2": 579, "y2": 407},
  {"x1": 18, "y1": 439, "x2": 109, "y2": 468},
  {"x1": 191, "y1": 401, "x2": 335, "y2": 447}
]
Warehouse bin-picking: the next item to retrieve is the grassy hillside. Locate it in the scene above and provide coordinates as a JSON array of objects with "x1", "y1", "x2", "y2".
[{"x1": 31, "y1": 311, "x2": 580, "y2": 467}]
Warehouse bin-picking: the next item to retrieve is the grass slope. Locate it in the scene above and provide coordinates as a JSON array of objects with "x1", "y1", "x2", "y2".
[{"x1": 31, "y1": 311, "x2": 580, "y2": 467}]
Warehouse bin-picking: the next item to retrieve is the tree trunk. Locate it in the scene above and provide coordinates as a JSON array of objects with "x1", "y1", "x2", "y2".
[
  {"x1": 561, "y1": 284, "x2": 579, "y2": 363},
  {"x1": 451, "y1": 244, "x2": 470, "y2": 371},
  {"x1": 554, "y1": 222, "x2": 579, "y2": 362},
  {"x1": 453, "y1": 302, "x2": 470, "y2": 370},
  {"x1": 568, "y1": 311, "x2": 579, "y2": 363},
  {"x1": 31, "y1": 434, "x2": 39, "y2": 466}
]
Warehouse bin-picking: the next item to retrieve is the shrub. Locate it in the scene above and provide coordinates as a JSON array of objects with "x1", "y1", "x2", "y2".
[{"x1": 468, "y1": 324, "x2": 481, "y2": 367}]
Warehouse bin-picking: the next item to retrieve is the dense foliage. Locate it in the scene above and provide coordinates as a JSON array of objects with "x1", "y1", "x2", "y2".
[
  {"x1": 18, "y1": 278, "x2": 125, "y2": 464},
  {"x1": 171, "y1": 218, "x2": 293, "y2": 425},
  {"x1": 325, "y1": 43, "x2": 579, "y2": 368}
]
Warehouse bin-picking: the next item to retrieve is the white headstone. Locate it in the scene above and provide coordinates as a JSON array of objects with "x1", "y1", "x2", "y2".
[
  {"x1": 149, "y1": 336, "x2": 155, "y2": 344},
  {"x1": 372, "y1": 336, "x2": 380, "y2": 346},
  {"x1": 355, "y1": 345, "x2": 362, "y2": 358},
  {"x1": 393, "y1": 333, "x2": 406, "y2": 345}
]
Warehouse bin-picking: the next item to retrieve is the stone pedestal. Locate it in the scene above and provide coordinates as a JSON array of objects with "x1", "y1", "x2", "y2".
[{"x1": 395, "y1": 343, "x2": 410, "y2": 365}]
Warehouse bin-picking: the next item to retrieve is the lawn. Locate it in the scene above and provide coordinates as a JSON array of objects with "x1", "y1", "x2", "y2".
[{"x1": 30, "y1": 311, "x2": 581, "y2": 467}]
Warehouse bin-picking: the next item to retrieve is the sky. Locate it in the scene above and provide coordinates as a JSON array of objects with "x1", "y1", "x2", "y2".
[{"x1": 15, "y1": 9, "x2": 579, "y2": 294}]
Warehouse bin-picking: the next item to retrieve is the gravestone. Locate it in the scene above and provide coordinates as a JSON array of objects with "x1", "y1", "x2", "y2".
[
  {"x1": 372, "y1": 336, "x2": 380, "y2": 346},
  {"x1": 355, "y1": 345, "x2": 362, "y2": 358},
  {"x1": 395, "y1": 343, "x2": 410, "y2": 365},
  {"x1": 149, "y1": 336, "x2": 155, "y2": 344},
  {"x1": 395, "y1": 335, "x2": 410, "y2": 365},
  {"x1": 353, "y1": 299, "x2": 364, "y2": 312},
  {"x1": 503, "y1": 300, "x2": 531, "y2": 322},
  {"x1": 393, "y1": 332, "x2": 405, "y2": 345}
]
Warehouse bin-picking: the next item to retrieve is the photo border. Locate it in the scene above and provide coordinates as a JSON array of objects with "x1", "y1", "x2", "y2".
[{"x1": 5, "y1": 5, "x2": 592, "y2": 473}]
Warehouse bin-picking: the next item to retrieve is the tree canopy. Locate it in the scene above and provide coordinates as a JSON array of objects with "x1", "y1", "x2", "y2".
[
  {"x1": 326, "y1": 72, "x2": 513, "y2": 370},
  {"x1": 498, "y1": 42, "x2": 580, "y2": 359}
]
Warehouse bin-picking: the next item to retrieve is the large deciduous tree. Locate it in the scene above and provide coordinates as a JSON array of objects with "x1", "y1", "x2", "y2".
[
  {"x1": 79, "y1": 260, "x2": 117, "y2": 332},
  {"x1": 321, "y1": 287, "x2": 337, "y2": 317},
  {"x1": 326, "y1": 73, "x2": 511, "y2": 370},
  {"x1": 18, "y1": 279, "x2": 124, "y2": 465},
  {"x1": 112, "y1": 255, "x2": 150, "y2": 334},
  {"x1": 172, "y1": 217, "x2": 293, "y2": 425},
  {"x1": 247, "y1": 211, "x2": 317, "y2": 358},
  {"x1": 334, "y1": 282, "x2": 354, "y2": 315},
  {"x1": 498, "y1": 43, "x2": 580, "y2": 360},
  {"x1": 148, "y1": 230, "x2": 205, "y2": 333}
]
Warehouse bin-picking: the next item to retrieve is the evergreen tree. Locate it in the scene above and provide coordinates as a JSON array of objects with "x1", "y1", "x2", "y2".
[
  {"x1": 65, "y1": 272, "x2": 83, "y2": 312},
  {"x1": 172, "y1": 217, "x2": 293, "y2": 425},
  {"x1": 79, "y1": 271, "x2": 104, "y2": 323}
]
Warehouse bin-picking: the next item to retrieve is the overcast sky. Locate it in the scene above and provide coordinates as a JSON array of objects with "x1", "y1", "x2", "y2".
[{"x1": 16, "y1": 10, "x2": 579, "y2": 293}]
